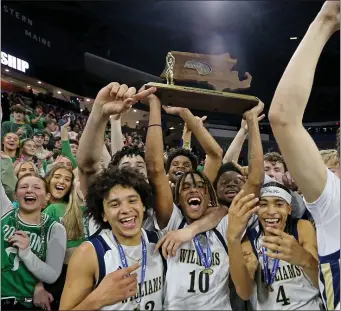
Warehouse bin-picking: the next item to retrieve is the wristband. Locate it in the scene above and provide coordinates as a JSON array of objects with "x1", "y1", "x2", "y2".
[{"x1": 148, "y1": 124, "x2": 162, "y2": 128}]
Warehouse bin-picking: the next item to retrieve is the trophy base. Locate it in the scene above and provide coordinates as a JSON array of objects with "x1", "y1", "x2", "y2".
[{"x1": 145, "y1": 82, "x2": 259, "y2": 115}]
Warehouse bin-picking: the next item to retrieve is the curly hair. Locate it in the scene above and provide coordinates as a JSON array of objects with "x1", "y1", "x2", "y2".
[
  {"x1": 109, "y1": 146, "x2": 145, "y2": 168},
  {"x1": 86, "y1": 166, "x2": 152, "y2": 230},
  {"x1": 320, "y1": 149, "x2": 339, "y2": 168},
  {"x1": 264, "y1": 152, "x2": 287, "y2": 172},
  {"x1": 174, "y1": 170, "x2": 218, "y2": 207},
  {"x1": 166, "y1": 148, "x2": 198, "y2": 173}
]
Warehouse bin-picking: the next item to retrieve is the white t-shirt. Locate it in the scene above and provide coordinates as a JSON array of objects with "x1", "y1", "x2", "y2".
[
  {"x1": 161, "y1": 205, "x2": 231, "y2": 310},
  {"x1": 304, "y1": 168, "x2": 340, "y2": 310}
]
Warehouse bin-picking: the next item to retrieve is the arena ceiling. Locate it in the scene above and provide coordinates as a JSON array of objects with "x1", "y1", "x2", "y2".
[{"x1": 2, "y1": 1, "x2": 340, "y2": 125}]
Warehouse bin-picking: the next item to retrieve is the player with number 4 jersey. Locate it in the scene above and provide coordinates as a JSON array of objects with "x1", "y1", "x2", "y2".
[{"x1": 228, "y1": 182, "x2": 323, "y2": 310}]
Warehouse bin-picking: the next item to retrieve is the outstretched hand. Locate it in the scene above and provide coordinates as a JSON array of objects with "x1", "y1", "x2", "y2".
[
  {"x1": 243, "y1": 100, "x2": 265, "y2": 120},
  {"x1": 184, "y1": 116, "x2": 207, "y2": 132},
  {"x1": 241, "y1": 114, "x2": 265, "y2": 132},
  {"x1": 94, "y1": 82, "x2": 157, "y2": 117}
]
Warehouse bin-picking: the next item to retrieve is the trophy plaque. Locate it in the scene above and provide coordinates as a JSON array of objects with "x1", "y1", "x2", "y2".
[{"x1": 145, "y1": 51, "x2": 259, "y2": 115}]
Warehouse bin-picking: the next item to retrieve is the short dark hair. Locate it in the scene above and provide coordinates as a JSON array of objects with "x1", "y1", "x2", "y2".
[
  {"x1": 213, "y1": 162, "x2": 242, "y2": 190},
  {"x1": 174, "y1": 170, "x2": 218, "y2": 207},
  {"x1": 11, "y1": 104, "x2": 26, "y2": 115},
  {"x1": 166, "y1": 148, "x2": 198, "y2": 172},
  {"x1": 109, "y1": 146, "x2": 145, "y2": 168},
  {"x1": 54, "y1": 137, "x2": 61, "y2": 142},
  {"x1": 86, "y1": 167, "x2": 152, "y2": 230},
  {"x1": 69, "y1": 139, "x2": 79, "y2": 146}
]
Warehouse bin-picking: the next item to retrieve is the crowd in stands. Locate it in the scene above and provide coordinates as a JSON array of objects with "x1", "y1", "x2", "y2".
[{"x1": 0, "y1": 2, "x2": 339, "y2": 311}]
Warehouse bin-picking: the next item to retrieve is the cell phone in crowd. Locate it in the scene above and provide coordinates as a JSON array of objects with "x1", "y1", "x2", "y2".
[{"x1": 59, "y1": 114, "x2": 76, "y2": 126}]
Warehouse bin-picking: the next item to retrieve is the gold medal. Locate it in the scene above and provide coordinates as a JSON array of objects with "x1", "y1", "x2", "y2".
[
  {"x1": 202, "y1": 268, "x2": 214, "y2": 275},
  {"x1": 267, "y1": 284, "x2": 274, "y2": 292},
  {"x1": 134, "y1": 304, "x2": 141, "y2": 311}
]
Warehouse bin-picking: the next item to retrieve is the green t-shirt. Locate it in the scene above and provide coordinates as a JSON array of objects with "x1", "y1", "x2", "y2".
[
  {"x1": 1, "y1": 210, "x2": 57, "y2": 307},
  {"x1": 29, "y1": 113, "x2": 45, "y2": 130},
  {"x1": 1, "y1": 121, "x2": 33, "y2": 139},
  {"x1": 43, "y1": 204, "x2": 88, "y2": 248}
]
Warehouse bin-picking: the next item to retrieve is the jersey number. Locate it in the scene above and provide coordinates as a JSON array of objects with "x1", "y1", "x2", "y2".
[
  {"x1": 188, "y1": 270, "x2": 210, "y2": 293},
  {"x1": 144, "y1": 301, "x2": 155, "y2": 310},
  {"x1": 276, "y1": 285, "x2": 290, "y2": 306}
]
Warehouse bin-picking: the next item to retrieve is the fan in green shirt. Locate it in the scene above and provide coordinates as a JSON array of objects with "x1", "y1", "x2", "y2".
[
  {"x1": 29, "y1": 104, "x2": 46, "y2": 130},
  {"x1": 2, "y1": 105, "x2": 33, "y2": 139},
  {"x1": 43, "y1": 167, "x2": 88, "y2": 250}
]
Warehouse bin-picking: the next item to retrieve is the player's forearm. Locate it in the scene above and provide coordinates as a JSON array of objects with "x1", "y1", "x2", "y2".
[
  {"x1": 245, "y1": 114, "x2": 264, "y2": 192},
  {"x1": 299, "y1": 251, "x2": 319, "y2": 288},
  {"x1": 188, "y1": 206, "x2": 227, "y2": 236},
  {"x1": 227, "y1": 238, "x2": 254, "y2": 300},
  {"x1": 182, "y1": 128, "x2": 192, "y2": 150},
  {"x1": 269, "y1": 17, "x2": 336, "y2": 125},
  {"x1": 145, "y1": 100, "x2": 165, "y2": 178},
  {"x1": 222, "y1": 128, "x2": 247, "y2": 164},
  {"x1": 71, "y1": 290, "x2": 103, "y2": 310},
  {"x1": 77, "y1": 107, "x2": 107, "y2": 174},
  {"x1": 179, "y1": 109, "x2": 222, "y2": 159},
  {"x1": 110, "y1": 115, "x2": 124, "y2": 156}
]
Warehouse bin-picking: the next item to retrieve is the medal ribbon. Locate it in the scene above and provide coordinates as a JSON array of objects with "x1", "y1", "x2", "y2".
[
  {"x1": 262, "y1": 247, "x2": 280, "y2": 287},
  {"x1": 193, "y1": 234, "x2": 212, "y2": 269},
  {"x1": 113, "y1": 233, "x2": 147, "y2": 304}
]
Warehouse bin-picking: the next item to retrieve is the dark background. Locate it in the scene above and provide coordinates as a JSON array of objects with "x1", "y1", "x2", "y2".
[{"x1": 2, "y1": 1, "x2": 340, "y2": 125}]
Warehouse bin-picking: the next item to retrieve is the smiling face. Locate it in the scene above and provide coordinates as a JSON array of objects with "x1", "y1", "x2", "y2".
[
  {"x1": 49, "y1": 168, "x2": 73, "y2": 202},
  {"x1": 178, "y1": 173, "x2": 210, "y2": 222},
  {"x1": 17, "y1": 162, "x2": 36, "y2": 179},
  {"x1": 16, "y1": 175, "x2": 48, "y2": 213},
  {"x1": 119, "y1": 155, "x2": 147, "y2": 179},
  {"x1": 168, "y1": 155, "x2": 193, "y2": 184},
  {"x1": 103, "y1": 185, "x2": 144, "y2": 244},
  {"x1": 3, "y1": 133, "x2": 19, "y2": 151},
  {"x1": 216, "y1": 171, "x2": 244, "y2": 206},
  {"x1": 22, "y1": 140, "x2": 36, "y2": 157},
  {"x1": 258, "y1": 196, "x2": 292, "y2": 234}
]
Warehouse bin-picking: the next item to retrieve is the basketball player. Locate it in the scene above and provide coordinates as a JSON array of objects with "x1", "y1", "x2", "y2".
[
  {"x1": 1, "y1": 174, "x2": 66, "y2": 310},
  {"x1": 268, "y1": 2, "x2": 340, "y2": 309},
  {"x1": 228, "y1": 182, "x2": 323, "y2": 310},
  {"x1": 59, "y1": 167, "x2": 164, "y2": 310}
]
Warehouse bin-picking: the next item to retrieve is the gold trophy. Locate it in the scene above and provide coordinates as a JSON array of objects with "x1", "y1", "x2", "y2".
[{"x1": 145, "y1": 51, "x2": 259, "y2": 115}]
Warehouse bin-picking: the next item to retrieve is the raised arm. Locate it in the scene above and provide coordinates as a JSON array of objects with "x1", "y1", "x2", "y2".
[
  {"x1": 77, "y1": 83, "x2": 154, "y2": 197},
  {"x1": 182, "y1": 116, "x2": 207, "y2": 151},
  {"x1": 61, "y1": 119, "x2": 77, "y2": 169},
  {"x1": 163, "y1": 106, "x2": 223, "y2": 183},
  {"x1": 110, "y1": 114, "x2": 125, "y2": 156},
  {"x1": 242, "y1": 101, "x2": 265, "y2": 197},
  {"x1": 144, "y1": 95, "x2": 174, "y2": 229},
  {"x1": 223, "y1": 114, "x2": 265, "y2": 164},
  {"x1": 268, "y1": 2, "x2": 340, "y2": 203}
]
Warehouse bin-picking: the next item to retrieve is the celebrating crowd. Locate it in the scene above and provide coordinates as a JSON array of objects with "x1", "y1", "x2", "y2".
[{"x1": 1, "y1": 2, "x2": 340, "y2": 311}]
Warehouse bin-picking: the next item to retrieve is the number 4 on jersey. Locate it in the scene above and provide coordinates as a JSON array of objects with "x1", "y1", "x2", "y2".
[{"x1": 276, "y1": 285, "x2": 290, "y2": 306}]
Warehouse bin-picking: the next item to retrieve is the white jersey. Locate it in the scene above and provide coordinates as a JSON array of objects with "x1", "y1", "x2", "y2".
[
  {"x1": 248, "y1": 226, "x2": 323, "y2": 310},
  {"x1": 161, "y1": 205, "x2": 231, "y2": 310},
  {"x1": 88, "y1": 229, "x2": 164, "y2": 311},
  {"x1": 304, "y1": 168, "x2": 340, "y2": 310}
]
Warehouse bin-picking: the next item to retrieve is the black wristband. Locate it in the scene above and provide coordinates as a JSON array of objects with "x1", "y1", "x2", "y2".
[{"x1": 148, "y1": 124, "x2": 162, "y2": 128}]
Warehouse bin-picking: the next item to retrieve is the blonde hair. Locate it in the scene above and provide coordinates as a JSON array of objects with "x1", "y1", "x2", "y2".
[
  {"x1": 14, "y1": 160, "x2": 38, "y2": 178},
  {"x1": 320, "y1": 149, "x2": 339, "y2": 168},
  {"x1": 63, "y1": 184, "x2": 85, "y2": 241}
]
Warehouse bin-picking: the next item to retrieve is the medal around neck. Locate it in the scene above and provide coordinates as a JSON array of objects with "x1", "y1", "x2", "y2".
[
  {"x1": 113, "y1": 233, "x2": 147, "y2": 305},
  {"x1": 262, "y1": 247, "x2": 280, "y2": 292},
  {"x1": 193, "y1": 234, "x2": 214, "y2": 275},
  {"x1": 145, "y1": 51, "x2": 259, "y2": 115}
]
